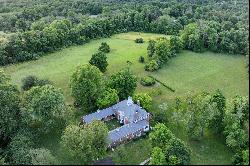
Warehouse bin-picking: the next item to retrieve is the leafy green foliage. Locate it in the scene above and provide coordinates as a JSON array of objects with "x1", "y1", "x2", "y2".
[
  {"x1": 138, "y1": 56, "x2": 145, "y2": 63},
  {"x1": 22, "y1": 85, "x2": 67, "y2": 134},
  {"x1": 29, "y1": 148, "x2": 58, "y2": 165},
  {"x1": 149, "y1": 123, "x2": 175, "y2": 150},
  {"x1": 149, "y1": 123, "x2": 191, "y2": 165},
  {"x1": 98, "y1": 42, "x2": 110, "y2": 53},
  {"x1": 144, "y1": 60, "x2": 159, "y2": 71},
  {"x1": 135, "y1": 38, "x2": 144, "y2": 43},
  {"x1": 108, "y1": 68, "x2": 137, "y2": 100},
  {"x1": 147, "y1": 40, "x2": 156, "y2": 57},
  {"x1": 70, "y1": 64, "x2": 104, "y2": 111},
  {"x1": 208, "y1": 89, "x2": 226, "y2": 133},
  {"x1": 186, "y1": 93, "x2": 218, "y2": 140},
  {"x1": 21, "y1": 75, "x2": 52, "y2": 91},
  {"x1": 149, "y1": 147, "x2": 166, "y2": 165},
  {"x1": 223, "y1": 96, "x2": 249, "y2": 151},
  {"x1": 164, "y1": 137, "x2": 191, "y2": 165},
  {"x1": 140, "y1": 76, "x2": 156, "y2": 86},
  {"x1": 96, "y1": 88, "x2": 119, "y2": 109},
  {"x1": 61, "y1": 121, "x2": 108, "y2": 164},
  {"x1": 89, "y1": 52, "x2": 108, "y2": 72},
  {"x1": 170, "y1": 36, "x2": 183, "y2": 53},
  {"x1": 133, "y1": 93, "x2": 152, "y2": 111},
  {"x1": 154, "y1": 37, "x2": 172, "y2": 65},
  {"x1": 8, "y1": 133, "x2": 34, "y2": 165},
  {"x1": 0, "y1": 71, "x2": 21, "y2": 146}
]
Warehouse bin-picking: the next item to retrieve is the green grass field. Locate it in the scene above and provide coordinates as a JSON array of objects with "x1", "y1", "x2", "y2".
[{"x1": 2, "y1": 32, "x2": 249, "y2": 165}]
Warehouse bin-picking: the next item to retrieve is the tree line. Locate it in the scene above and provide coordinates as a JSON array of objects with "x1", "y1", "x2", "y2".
[{"x1": 0, "y1": 0, "x2": 248, "y2": 66}]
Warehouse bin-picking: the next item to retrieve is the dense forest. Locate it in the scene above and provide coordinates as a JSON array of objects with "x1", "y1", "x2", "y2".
[
  {"x1": 0, "y1": 0, "x2": 249, "y2": 65},
  {"x1": 0, "y1": 0, "x2": 249, "y2": 165}
]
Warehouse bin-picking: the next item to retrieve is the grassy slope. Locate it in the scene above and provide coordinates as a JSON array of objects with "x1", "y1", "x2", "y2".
[{"x1": 2, "y1": 32, "x2": 249, "y2": 165}]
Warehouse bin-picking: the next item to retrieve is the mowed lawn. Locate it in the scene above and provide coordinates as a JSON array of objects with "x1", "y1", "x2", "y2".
[{"x1": 2, "y1": 32, "x2": 249, "y2": 165}]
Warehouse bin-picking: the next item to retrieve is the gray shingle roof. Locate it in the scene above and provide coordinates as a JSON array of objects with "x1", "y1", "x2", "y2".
[
  {"x1": 112, "y1": 100, "x2": 148, "y2": 123},
  {"x1": 108, "y1": 120, "x2": 149, "y2": 144},
  {"x1": 83, "y1": 108, "x2": 115, "y2": 124},
  {"x1": 82, "y1": 99, "x2": 148, "y2": 124}
]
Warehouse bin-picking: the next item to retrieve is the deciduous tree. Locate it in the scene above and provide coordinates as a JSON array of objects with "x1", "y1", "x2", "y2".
[{"x1": 70, "y1": 64, "x2": 104, "y2": 111}]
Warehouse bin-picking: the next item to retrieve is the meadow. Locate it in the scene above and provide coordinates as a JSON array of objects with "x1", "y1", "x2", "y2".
[{"x1": 2, "y1": 32, "x2": 249, "y2": 165}]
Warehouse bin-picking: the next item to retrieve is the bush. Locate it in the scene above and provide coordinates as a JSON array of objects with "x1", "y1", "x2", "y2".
[
  {"x1": 133, "y1": 93, "x2": 152, "y2": 111},
  {"x1": 89, "y1": 52, "x2": 108, "y2": 72},
  {"x1": 8, "y1": 133, "x2": 34, "y2": 165},
  {"x1": 139, "y1": 56, "x2": 145, "y2": 63},
  {"x1": 21, "y1": 75, "x2": 52, "y2": 91},
  {"x1": 140, "y1": 76, "x2": 156, "y2": 86},
  {"x1": 98, "y1": 42, "x2": 110, "y2": 53},
  {"x1": 144, "y1": 60, "x2": 159, "y2": 71},
  {"x1": 135, "y1": 38, "x2": 144, "y2": 43},
  {"x1": 96, "y1": 88, "x2": 119, "y2": 109}
]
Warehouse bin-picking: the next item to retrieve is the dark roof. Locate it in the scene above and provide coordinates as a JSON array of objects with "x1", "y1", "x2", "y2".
[
  {"x1": 108, "y1": 120, "x2": 149, "y2": 143},
  {"x1": 83, "y1": 108, "x2": 115, "y2": 124},
  {"x1": 93, "y1": 157, "x2": 115, "y2": 165},
  {"x1": 82, "y1": 97, "x2": 148, "y2": 124},
  {"x1": 113, "y1": 100, "x2": 148, "y2": 123}
]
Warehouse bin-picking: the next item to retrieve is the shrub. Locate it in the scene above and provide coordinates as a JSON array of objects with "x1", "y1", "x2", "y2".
[
  {"x1": 8, "y1": 133, "x2": 34, "y2": 165},
  {"x1": 96, "y1": 88, "x2": 119, "y2": 109},
  {"x1": 144, "y1": 60, "x2": 159, "y2": 71},
  {"x1": 89, "y1": 52, "x2": 108, "y2": 72},
  {"x1": 133, "y1": 93, "x2": 152, "y2": 111},
  {"x1": 140, "y1": 76, "x2": 156, "y2": 86},
  {"x1": 98, "y1": 42, "x2": 110, "y2": 53},
  {"x1": 135, "y1": 38, "x2": 144, "y2": 43},
  {"x1": 139, "y1": 56, "x2": 145, "y2": 63},
  {"x1": 21, "y1": 75, "x2": 52, "y2": 91}
]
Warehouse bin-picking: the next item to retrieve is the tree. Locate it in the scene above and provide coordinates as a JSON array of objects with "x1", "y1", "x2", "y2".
[
  {"x1": 29, "y1": 148, "x2": 58, "y2": 165},
  {"x1": 154, "y1": 38, "x2": 172, "y2": 65},
  {"x1": 144, "y1": 60, "x2": 159, "y2": 72},
  {"x1": 89, "y1": 52, "x2": 108, "y2": 72},
  {"x1": 149, "y1": 123, "x2": 174, "y2": 150},
  {"x1": 168, "y1": 155, "x2": 181, "y2": 165},
  {"x1": 8, "y1": 133, "x2": 34, "y2": 165},
  {"x1": 98, "y1": 42, "x2": 110, "y2": 53},
  {"x1": 133, "y1": 93, "x2": 152, "y2": 111},
  {"x1": 223, "y1": 96, "x2": 249, "y2": 151},
  {"x1": 164, "y1": 137, "x2": 191, "y2": 165},
  {"x1": 70, "y1": 64, "x2": 104, "y2": 112},
  {"x1": 22, "y1": 85, "x2": 67, "y2": 134},
  {"x1": 147, "y1": 40, "x2": 156, "y2": 57},
  {"x1": 208, "y1": 89, "x2": 226, "y2": 133},
  {"x1": 0, "y1": 70, "x2": 21, "y2": 146},
  {"x1": 149, "y1": 123, "x2": 191, "y2": 165},
  {"x1": 170, "y1": 36, "x2": 183, "y2": 53},
  {"x1": 149, "y1": 147, "x2": 166, "y2": 165},
  {"x1": 180, "y1": 23, "x2": 204, "y2": 52},
  {"x1": 187, "y1": 93, "x2": 218, "y2": 140},
  {"x1": 108, "y1": 68, "x2": 137, "y2": 100},
  {"x1": 96, "y1": 88, "x2": 119, "y2": 109},
  {"x1": 232, "y1": 149, "x2": 249, "y2": 165},
  {"x1": 61, "y1": 121, "x2": 108, "y2": 164}
]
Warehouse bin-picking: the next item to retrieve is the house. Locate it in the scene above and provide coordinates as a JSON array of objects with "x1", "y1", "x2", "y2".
[{"x1": 82, "y1": 96, "x2": 151, "y2": 148}]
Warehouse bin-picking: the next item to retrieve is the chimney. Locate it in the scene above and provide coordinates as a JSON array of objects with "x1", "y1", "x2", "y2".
[{"x1": 127, "y1": 96, "x2": 133, "y2": 106}]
